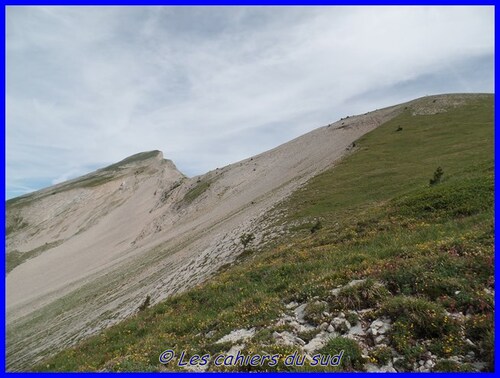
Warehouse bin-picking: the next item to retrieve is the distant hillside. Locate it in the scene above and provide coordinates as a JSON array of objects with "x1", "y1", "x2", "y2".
[{"x1": 7, "y1": 94, "x2": 493, "y2": 372}]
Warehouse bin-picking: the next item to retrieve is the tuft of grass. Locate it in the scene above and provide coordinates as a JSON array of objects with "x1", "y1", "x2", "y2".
[
  {"x1": 331, "y1": 279, "x2": 390, "y2": 311},
  {"x1": 183, "y1": 180, "x2": 212, "y2": 204}
]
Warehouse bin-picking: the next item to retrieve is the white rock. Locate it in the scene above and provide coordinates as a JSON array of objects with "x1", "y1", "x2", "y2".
[
  {"x1": 348, "y1": 323, "x2": 366, "y2": 337},
  {"x1": 215, "y1": 328, "x2": 255, "y2": 344},
  {"x1": 331, "y1": 317, "x2": 351, "y2": 333},
  {"x1": 374, "y1": 335, "x2": 386, "y2": 345},
  {"x1": 319, "y1": 322, "x2": 329, "y2": 331},
  {"x1": 286, "y1": 301, "x2": 299, "y2": 309},
  {"x1": 471, "y1": 361, "x2": 488, "y2": 371},
  {"x1": 294, "y1": 304, "x2": 308, "y2": 323},
  {"x1": 330, "y1": 279, "x2": 367, "y2": 296},
  {"x1": 223, "y1": 344, "x2": 246, "y2": 366},
  {"x1": 273, "y1": 331, "x2": 306, "y2": 347},
  {"x1": 288, "y1": 319, "x2": 316, "y2": 333},
  {"x1": 465, "y1": 338, "x2": 476, "y2": 347},
  {"x1": 303, "y1": 331, "x2": 334, "y2": 354},
  {"x1": 372, "y1": 320, "x2": 384, "y2": 329},
  {"x1": 327, "y1": 325, "x2": 335, "y2": 333},
  {"x1": 483, "y1": 287, "x2": 494, "y2": 296},
  {"x1": 365, "y1": 363, "x2": 397, "y2": 373},
  {"x1": 183, "y1": 363, "x2": 209, "y2": 372},
  {"x1": 370, "y1": 317, "x2": 391, "y2": 338}
]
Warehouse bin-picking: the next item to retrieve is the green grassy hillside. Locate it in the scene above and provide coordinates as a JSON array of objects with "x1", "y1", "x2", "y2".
[{"x1": 33, "y1": 95, "x2": 494, "y2": 372}]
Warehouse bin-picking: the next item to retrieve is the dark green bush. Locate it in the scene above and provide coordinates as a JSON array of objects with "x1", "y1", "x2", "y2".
[
  {"x1": 310, "y1": 220, "x2": 323, "y2": 234},
  {"x1": 429, "y1": 166, "x2": 444, "y2": 186}
]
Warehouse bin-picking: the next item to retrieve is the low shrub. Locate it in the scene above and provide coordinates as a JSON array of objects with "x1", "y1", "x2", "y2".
[
  {"x1": 380, "y1": 296, "x2": 451, "y2": 339},
  {"x1": 368, "y1": 345, "x2": 393, "y2": 365},
  {"x1": 319, "y1": 337, "x2": 364, "y2": 371},
  {"x1": 429, "y1": 167, "x2": 444, "y2": 186}
]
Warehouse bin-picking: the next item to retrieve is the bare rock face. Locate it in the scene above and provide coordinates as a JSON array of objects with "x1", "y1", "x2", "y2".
[{"x1": 216, "y1": 328, "x2": 256, "y2": 344}]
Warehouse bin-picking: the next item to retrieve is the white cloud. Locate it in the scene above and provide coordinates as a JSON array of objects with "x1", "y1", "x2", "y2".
[{"x1": 6, "y1": 6, "x2": 494, "y2": 198}]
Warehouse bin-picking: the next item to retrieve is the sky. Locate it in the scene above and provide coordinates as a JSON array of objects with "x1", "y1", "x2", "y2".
[{"x1": 6, "y1": 6, "x2": 495, "y2": 199}]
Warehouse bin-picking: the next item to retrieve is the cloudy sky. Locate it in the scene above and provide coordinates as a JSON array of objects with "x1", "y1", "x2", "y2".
[{"x1": 6, "y1": 6, "x2": 494, "y2": 199}]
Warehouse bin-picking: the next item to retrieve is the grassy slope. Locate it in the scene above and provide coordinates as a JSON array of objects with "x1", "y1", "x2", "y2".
[{"x1": 33, "y1": 96, "x2": 493, "y2": 372}]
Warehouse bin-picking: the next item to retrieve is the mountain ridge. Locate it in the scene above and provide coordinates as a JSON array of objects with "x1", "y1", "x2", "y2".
[{"x1": 6, "y1": 93, "x2": 492, "y2": 370}]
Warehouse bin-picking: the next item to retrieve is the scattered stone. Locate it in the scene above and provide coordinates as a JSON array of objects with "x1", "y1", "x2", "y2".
[
  {"x1": 286, "y1": 301, "x2": 299, "y2": 310},
  {"x1": 374, "y1": 335, "x2": 386, "y2": 345},
  {"x1": 347, "y1": 323, "x2": 366, "y2": 337},
  {"x1": 483, "y1": 287, "x2": 494, "y2": 296},
  {"x1": 223, "y1": 344, "x2": 246, "y2": 366},
  {"x1": 276, "y1": 314, "x2": 295, "y2": 326},
  {"x1": 289, "y1": 320, "x2": 315, "y2": 333},
  {"x1": 445, "y1": 311, "x2": 465, "y2": 321},
  {"x1": 465, "y1": 338, "x2": 476, "y2": 347},
  {"x1": 303, "y1": 331, "x2": 335, "y2": 354},
  {"x1": 416, "y1": 365, "x2": 430, "y2": 373},
  {"x1": 448, "y1": 356, "x2": 461, "y2": 363},
  {"x1": 471, "y1": 361, "x2": 488, "y2": 371},
  {"x1": 319, "y1": 322, "x2": 329, "y2": 331},
  {"x1": 466, "y1": 351, "x2": 475, "y2": 360},
  {"x1": 368, "y1": 317, "x2": 391, "y2": 345},
  {"x1": 273, "y1": 331, "x2": 306, "y2": 347},
  {"x1": 330, "y1": 279, "x2": 367, "y2": 296},
  {"x1": 331, "y1": 317, "x2": 351, "y2": 334},
  {"x1": 327, "y1": 324, "x2": 335, "y2": 333},
  {"x1": 369, "y1": 317, "x2": 391, "y2": 336},
  {"x1": 294, "y1": 304, "x2": 308, "y2": 324},
  {"x1": 216, "y1": 328, "x2": 255, "y2": 344},
  {"x1": 365, "y1": 363, "x2": 397, "y2": 373}
]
